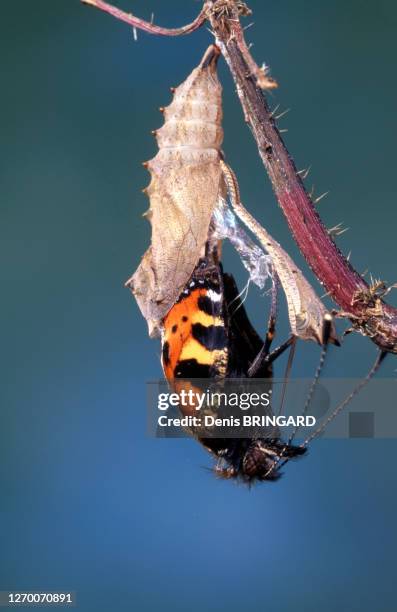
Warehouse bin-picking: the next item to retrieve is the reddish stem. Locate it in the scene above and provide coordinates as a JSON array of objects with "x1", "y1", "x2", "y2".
[
  {"x1": 81, "y1": 0, "x2": 397, "y2": 353},
  {"x1": 207, "y1": 4, "x2": 397, "y2": 354},
  {"x1": 81, "y1": 0, "x2": 207, "y2": 36}
]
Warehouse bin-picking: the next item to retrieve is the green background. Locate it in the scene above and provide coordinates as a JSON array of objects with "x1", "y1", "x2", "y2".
[{"x1": 1, "y1": 1, "x2": 397, "y2": 610}]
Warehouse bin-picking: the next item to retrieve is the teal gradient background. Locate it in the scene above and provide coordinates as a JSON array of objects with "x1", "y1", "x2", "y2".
[{"x1": 1, "y1": 1, "x2": 397, "y2": 610}]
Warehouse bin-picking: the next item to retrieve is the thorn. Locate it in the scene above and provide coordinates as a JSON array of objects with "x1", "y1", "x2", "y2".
[
  {"x1": 150, "y1": 12, "x2": 154, "y2": 24},
  {"x1": 132, "y1": 27, "x2": 138, "y2": 42},
  {"x1": 347, "y1": 250, "x2": 352, "y2": 261},
  {"x1": 142, "y1": 161, "x2": 149, "y2": 168},
  {"x1": 309, "y1": 184, "x2": 316, "y2": 199},
  {"x1": 142, "y1": 187, "x2": 148, "y2": 194},
  {"x1": 270, "y1": 104, "x2": 280, "y2": 117},
  {"x1": 361, "y1": 269, "x2": 369, "y2": 278},
  {"x1": 151, "y1": 130, "x2": 157, "y2": 136},
  {"x1": 276, "y1": 108, "x2": 290, "y2": 120},
  {"x1": 243, "y1": 22, "x2": 255, "y2": 31},
  {"x1": 142, "y1": 209, "x2": 152, "y2": 219},
  {"x1": 327, "y1": 222, "x2": 349, "y2": 238},
  {"x1": 279, "y1": 128, "x2": 288, "y2": 133},
  {"x1": 159, "y1": 107, "x2": 165, "y2": 113},
  {"x1": 314, "y1": 191, "x2": 329, "y2": 205},
  {"x1": 297, "y1": 166, "x2": 312, "y2": 180},
  {"x1": 321, "y1": 289, "x2": 333, "y2": 299},
  {"x1": 170, "y1": 87, "x2": 176, "y2": 93},
  {"x1": 327, "y1": 222, "x2": 341, "y2": 234},
  {"x1": 248, "y1": 43, "x2": 254, "y2": 50},
  {"x1": 383, "y1": 282, "x2": 397, "y2": 297}
]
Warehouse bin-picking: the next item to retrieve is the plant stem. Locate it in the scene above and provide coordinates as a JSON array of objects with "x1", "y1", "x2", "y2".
[
  {"x1": 81, "y1": 0, "x2": 397, "y2": 353},
  {"x1": 207, "y1": 1, "x2": 397, "y2": 353},
  {"x1": 81, "y1": 0, "x2": 206, "y2": 36}
]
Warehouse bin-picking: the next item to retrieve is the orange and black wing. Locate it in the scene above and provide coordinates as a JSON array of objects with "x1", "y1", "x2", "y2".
[{"x1": 161, "y1": 262, "x2": 228, "y2": 382}]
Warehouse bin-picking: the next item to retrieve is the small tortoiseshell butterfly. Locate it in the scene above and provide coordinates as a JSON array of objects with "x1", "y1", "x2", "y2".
[{"x1": 161, "y1": 247, "x2": 305, "y2": 482}]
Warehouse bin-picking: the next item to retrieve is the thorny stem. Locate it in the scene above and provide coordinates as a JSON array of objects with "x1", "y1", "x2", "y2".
[
  {"x1": 81, "y1": 0, "x2": 397, "y2": 354},
  {"x1": 81, "y1": 0, "x2": 206, "y2": 36},
  {"x1": 206, "y1": 1, "x2": 397, "y2": 354}
]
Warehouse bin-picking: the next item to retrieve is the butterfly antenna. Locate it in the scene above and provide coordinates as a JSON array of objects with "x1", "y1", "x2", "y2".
[
  {"x1": 288, "y1": 313, "x2": 333, "y2": 444},
  {"x1": 271, "y1": 350, "x2": 387, "y2": 477},
  {"x1": 301, "y1": 349, "x2": 388, "y2": 448},
  {"x1": 276, "y1": 337, "x2": 297, "y2": 417}
]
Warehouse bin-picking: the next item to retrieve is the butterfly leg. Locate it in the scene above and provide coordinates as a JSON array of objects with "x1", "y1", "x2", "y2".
[{"x1": 248, "y1": 334, "x2": 296, "y2": 377}]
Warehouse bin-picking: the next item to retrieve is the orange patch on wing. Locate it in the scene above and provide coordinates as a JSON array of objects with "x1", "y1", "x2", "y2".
[{"x1": 162, "y1": 288, "x2": 220, "y2": 382}]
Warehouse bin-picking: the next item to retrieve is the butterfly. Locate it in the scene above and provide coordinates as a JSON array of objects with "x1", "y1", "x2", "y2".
[{"x1": 160, "y1": 244, "x2": 306, "y2": 482}]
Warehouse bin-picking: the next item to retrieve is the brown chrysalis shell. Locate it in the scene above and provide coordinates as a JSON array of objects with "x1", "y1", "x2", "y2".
[{"x1": 126, "y1": 45, "x2": 223, "y2": 337}]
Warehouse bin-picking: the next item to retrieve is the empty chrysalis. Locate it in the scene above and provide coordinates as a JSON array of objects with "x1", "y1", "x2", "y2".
[
  {"x1": 127, "y1": 44, "x2": 336, "y2": 347},
  {"x1": 126, "y1": 46, "x2": 225, "y2": 337}
]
